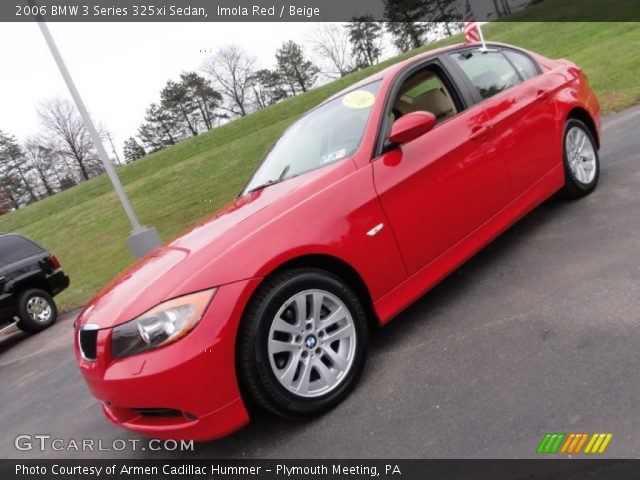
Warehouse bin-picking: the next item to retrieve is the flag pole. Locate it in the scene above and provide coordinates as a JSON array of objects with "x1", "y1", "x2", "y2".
[{"x1": 477, "y1": 23, "x2": 488, "y2": 52}]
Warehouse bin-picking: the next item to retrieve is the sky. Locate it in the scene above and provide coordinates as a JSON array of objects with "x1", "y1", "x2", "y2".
[{"x1": 0, "y1": 22, "x2": 316, "y2": 158}]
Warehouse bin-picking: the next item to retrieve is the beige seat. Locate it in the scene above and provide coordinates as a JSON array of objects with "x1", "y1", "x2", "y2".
[
  {"x1": 411, "y1": 89, "x2": 455, "y2": 122},
  {"x1": 393, "y1": 88, "x2": 456, "y2": 123}
]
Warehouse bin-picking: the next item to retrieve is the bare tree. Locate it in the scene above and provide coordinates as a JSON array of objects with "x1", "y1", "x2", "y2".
[
  {"x1": 202, "y1": 45, "x2": 257, "y2": 117},
  {"x1": 23, "y1": 137, "x2": 56, "y2": 196},
  {"x1": 36, "y1": 143, "x2": 66, "y2": 186},
  {"x1": 38, "y1": 98, "x2": 100, "y2": 181},
  {"x1": 492, "y1": 0, "x2": 503, "y2": 17},
  {"x1": 310, "y1": 23, "x2": 354, "y2": 78}
]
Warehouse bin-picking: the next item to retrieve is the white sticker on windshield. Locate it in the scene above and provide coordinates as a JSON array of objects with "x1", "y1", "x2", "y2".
[
  {"x1": 321, "y1": 148, "x2": 348, "y2": 164},
  {"x1": 342, "y1": 90, "x2": 375, "y2": 109}
]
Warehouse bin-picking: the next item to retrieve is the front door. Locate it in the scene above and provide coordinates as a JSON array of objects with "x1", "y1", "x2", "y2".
[{"x1": 373, "y1": 61, "x2": 512, "y2": 275}]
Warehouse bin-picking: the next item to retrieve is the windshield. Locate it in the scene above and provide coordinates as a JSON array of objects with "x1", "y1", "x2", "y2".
[{"x1": 243, "y1": 81, "x2": 381, "y2": 194}]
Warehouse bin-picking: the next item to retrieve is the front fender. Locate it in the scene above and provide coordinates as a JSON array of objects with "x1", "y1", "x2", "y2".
[{"x1": 175, "y1": 163, "x2": 408, "y2": 306}]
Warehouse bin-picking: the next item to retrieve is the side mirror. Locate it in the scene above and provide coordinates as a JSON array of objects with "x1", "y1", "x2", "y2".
[{"x1": 388, "y1": 111, "x2": 437, "y2": 145}]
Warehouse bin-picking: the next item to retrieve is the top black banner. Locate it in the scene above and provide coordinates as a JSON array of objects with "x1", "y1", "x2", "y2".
[{"x1": 5, "y1": 0, "x2": 640, "y2": 22}]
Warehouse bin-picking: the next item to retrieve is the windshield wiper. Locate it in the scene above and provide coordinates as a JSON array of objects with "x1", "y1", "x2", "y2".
[
  {"x1": 246, "y1": 166, "x2": 291, "y2": 194},
  {"x1": 246, "y1": 179, "x2": 281, "y2": 194}
]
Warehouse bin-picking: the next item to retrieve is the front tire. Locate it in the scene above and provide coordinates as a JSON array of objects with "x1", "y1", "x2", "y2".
[
  {"x1": 561, "y1": 119, "x2": 600, "y2": 198},
  {"x1": 237, "y1": 268, "x2": 368, "y2": 419},
  {"x1": 16, "y1": 289, "x2": 58, "y2": 333}
]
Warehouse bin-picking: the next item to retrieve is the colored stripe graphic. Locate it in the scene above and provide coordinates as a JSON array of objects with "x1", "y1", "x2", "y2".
[
  {"x1": 539, "y1": 433, "x2": 613, "y2": 454},
  {"x1": 537, "y1": 433, "x2": 566, "y2": 453},
  {"x1": 560, "y1": 433, "x2": 589, "y2": 453},
  {"x1": 574, "y1": 433, "x2": 589, "y2": 453},
  {"x1": 560, "y1": 433, "x2": 575, "y2": 453},
  {"x1": 585, "y1": 433, "x2": 613, "y2": 454}
]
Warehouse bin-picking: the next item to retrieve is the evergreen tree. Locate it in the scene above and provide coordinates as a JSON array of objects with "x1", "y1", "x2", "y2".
[
  {"x1": 251, "y1": 69, "x2": 290, "y2": 109},
  {"x1": 347, "y1": 16, "x2": 384, "y2": 69},
  {"x1": 384, "y1": 0, "x2": 433, "y2": 52},
  {"x1": 179, "y1": 72, "x2": 226, "y2": 131},
  {"x1": 0, "y1": 131, "x2": 38, "y2": 204},
  {"x1": 138, "y1": 103, "x2": 181, "y2": 153},
  {"x1": 275, "y1": 41, "x2": 319, "y2": 95},
  {"x1": 427, "y1": 0, "x2": 463, "y2": 36},
  {"x1": 160, "y1": 80, "x2": 200, "y2": 137},
  {"x1": 123, "y1": 137, "x2": 146, "y2": 163}
]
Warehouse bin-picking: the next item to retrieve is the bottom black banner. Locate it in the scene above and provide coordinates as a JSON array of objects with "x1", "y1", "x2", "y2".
[{"x1": 1, "y1": 459, "x2": 639, "y2": 480}]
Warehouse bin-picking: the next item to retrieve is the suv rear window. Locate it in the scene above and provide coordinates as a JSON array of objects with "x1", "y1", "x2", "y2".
[{"x1": 0, "y1": 235, "x2": 44, "y2": 264}]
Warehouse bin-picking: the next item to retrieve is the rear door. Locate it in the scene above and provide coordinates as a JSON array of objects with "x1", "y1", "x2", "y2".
[
  {"x1": 372, "y1": 59, "x2": 513, "y2": 275},
  {"x1": 446, "y1": 47, "x2": 563, "y2": 196}
]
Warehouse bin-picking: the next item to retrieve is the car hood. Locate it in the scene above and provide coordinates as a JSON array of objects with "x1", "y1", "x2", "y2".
[{"x1": 75, "y1": 162, "x2": 353, "y2": 329}]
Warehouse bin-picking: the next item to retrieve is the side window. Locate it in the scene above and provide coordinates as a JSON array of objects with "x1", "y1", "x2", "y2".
[
  {"x1": 0, "y1": 235, "x2": 43, "y2": 264},
  {"x1": 391, "y1": 67, "x2": 459, "y2": 124},
  {"x1": 503, "y1": 49, "x2": 539, "y2": 81},
  {"x1": 450, "y1": 50, "x2": 521, "y2": 100}
]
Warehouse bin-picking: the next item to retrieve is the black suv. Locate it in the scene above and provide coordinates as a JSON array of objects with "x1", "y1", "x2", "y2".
[{"x1": 0, "y1": 233, "x2": 69, "y2": 334}]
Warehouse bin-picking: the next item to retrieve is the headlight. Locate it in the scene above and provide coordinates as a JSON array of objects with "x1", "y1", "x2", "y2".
[{"x1": 111, "y1": 289, "x2": 216, "y2": 359}]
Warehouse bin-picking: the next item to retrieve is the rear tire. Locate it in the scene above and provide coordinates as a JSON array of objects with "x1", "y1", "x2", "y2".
[
  {"x1": 16, "y1": 289, "x2": 58, "y2": 333},
  {"x1": 237, "y1": 268, "x2": 368, "y2": 419},
  {"x1": 561, "y1": 119, "x2": 599, "y2": 198}
]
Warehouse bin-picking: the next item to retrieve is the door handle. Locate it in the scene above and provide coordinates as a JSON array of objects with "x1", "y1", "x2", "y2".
[{"x1": 470, "y1": 125, "x2": 491, "y2": 141}]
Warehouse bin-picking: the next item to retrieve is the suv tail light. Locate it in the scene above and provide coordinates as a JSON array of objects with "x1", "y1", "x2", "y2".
[{"x1": 50, "y1": 255, "x2": 61, "y2": 269}]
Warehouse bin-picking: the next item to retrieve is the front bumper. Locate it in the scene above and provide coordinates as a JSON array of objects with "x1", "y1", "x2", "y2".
[{"x1": 75, "y1": 278, "x2": 261, "y2": 441}]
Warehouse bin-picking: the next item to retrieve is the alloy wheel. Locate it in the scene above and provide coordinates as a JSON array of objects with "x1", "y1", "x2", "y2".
[
  {"x1": 566, "y1": 126, "x2": 597, "y2": 185},
  {"x1": 267, "y1": 289, "x2": 357, "y2": 398}
]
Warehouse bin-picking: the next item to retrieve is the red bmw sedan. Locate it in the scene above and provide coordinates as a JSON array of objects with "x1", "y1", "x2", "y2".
[{"x1": 75, "y1": 42, "x2": 600, "y2": 440}]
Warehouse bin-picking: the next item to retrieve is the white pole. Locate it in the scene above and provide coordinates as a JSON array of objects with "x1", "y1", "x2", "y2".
[
  {"x1": 37, "y1": 21, "x2": 142, "y2": 230},
  {"x1": 37, "y1": 21, "x2": 161, "y2": 258},
  {"x1": 477, "y1": 23, "x2": 488, "y2": 52}
]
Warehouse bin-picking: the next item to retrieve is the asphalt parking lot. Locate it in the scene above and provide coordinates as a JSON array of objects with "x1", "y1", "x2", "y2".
[{"x1": 1, "y1": 106, "x2": 639, "y2": 459}]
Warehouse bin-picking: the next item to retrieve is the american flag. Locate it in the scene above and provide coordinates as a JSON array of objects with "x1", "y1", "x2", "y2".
[{"x1": 464, "y1": 0, "x2": 480, "y2": 44}]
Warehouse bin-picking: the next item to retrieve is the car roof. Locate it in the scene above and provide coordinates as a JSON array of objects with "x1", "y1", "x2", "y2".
[
  {"x1": 323, "y1": 41, "x2": 529, "y2": 105},
  {"x1": 323, "y1": 42, "x2": 468, "y2": 104}
]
